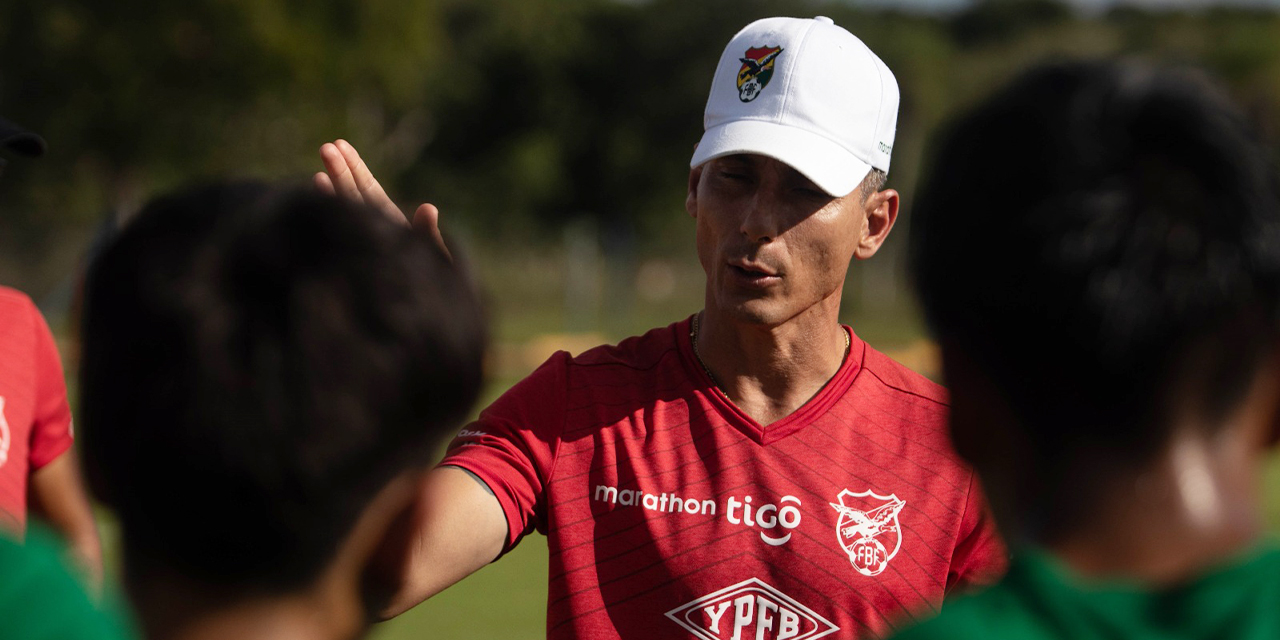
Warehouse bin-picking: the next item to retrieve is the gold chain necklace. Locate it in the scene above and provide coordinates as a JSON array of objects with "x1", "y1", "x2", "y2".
[{"x1": 689, "y1": 313, "x2": 850, "y2": 392}]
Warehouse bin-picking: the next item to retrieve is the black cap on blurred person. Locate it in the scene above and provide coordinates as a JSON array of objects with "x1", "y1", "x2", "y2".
[{"x1": 0, "y1": 115, "x2": 47, "y2": 158}]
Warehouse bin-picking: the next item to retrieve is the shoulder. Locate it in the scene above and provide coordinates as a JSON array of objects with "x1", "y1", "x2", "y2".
[
  {"x1": 484, "y1": 322, "x2": 685, "y2": 414},
  {"x1": 0, "y1": 286, "x2": 38, "y2": 321},
  {"x1": 566, "y1": 321, "x2": 684, "y2": 374},
  {"x1": 859, "y1": 341, "x2": 949, "y2": 407},
  {"x1": 840, "y1": 338, "x2": 955, "y2": 447},
  {"x1": 0, "y1": 287, "x2": 43, "y2": 344}
]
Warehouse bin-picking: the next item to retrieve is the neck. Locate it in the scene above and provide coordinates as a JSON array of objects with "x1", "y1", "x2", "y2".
[
  {"x1": 127, "y1": 475, "x2": 418, "y2": 640},
  {"x1": 694, "y1": 303, "x2": 849, "y2": 426},
  {"x1": 130, "y1": 575, "x2": 366, "y2": 640},
  {"x1": 1046, "y1": 424, "x2": 1267, "y2": 586}
]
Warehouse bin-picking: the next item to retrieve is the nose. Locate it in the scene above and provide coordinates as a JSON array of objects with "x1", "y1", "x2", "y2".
[{"x1": 739, "y1": 194, "x2": 776, "y2": 244}]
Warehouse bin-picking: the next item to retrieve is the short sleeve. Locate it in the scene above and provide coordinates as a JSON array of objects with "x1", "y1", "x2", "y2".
[
  {"x1": 27, "y1": 304, "x2": 73, "y2": 470},
  {"x1": 438, "y1": 351, "x2": 568, "y2": 554},
  {"x1": 945, "y1": 474, "x2": 1008, "y2": 594}
]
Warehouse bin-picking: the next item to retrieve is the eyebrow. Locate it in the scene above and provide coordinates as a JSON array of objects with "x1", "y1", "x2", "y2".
[{"x1": 717, "y1": 154, "x2": 756, "y2": 168}]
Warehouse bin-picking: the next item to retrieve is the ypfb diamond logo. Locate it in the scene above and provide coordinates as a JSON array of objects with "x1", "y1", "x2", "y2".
[
  {"x1": 665, "y1": 577, "x2": 839, "y2": 640},
  {"x1": 736, "y1": 46, "x2": 783, "y2": 102},
  {"x1": 829, "y1": 489, "x2": 905, "y2": 577}
]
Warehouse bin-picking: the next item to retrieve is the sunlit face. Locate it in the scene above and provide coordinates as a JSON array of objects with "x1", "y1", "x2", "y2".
[{"x1": 686, "y1": 154, "x2": 868, "y2": 327}]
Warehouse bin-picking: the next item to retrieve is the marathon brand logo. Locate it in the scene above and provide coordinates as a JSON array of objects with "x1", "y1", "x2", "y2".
[
  {"x1": 594, "y1": 484, "x2": 717, "y2": 516},
  {"x1": 736, "y1": 46, "x2": 783, "y2": 102},
  {"x1": 594, "y1": 485, "x2": 803, "y2": 545},
  {"x1": 665, "y1": 578, "x2": 839, "y2": 640}
]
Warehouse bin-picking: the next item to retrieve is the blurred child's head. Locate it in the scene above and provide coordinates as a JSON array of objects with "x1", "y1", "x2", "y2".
[
  {"x1": 80, "y1": 182, "x2": 485, "y2": 632},
  {"x1": 910, "y1": 61, "x2": 1280, "y2": 543}
]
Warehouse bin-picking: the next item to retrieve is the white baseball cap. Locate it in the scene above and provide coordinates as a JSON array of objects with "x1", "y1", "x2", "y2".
[{"x1": 690, "y1": 16, "x2": 899, "y2": 197}]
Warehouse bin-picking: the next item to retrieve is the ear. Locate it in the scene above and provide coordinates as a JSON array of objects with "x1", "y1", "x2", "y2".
[
  {"x1": 346, "y1": 472, "x2": 425, "y2": 617},
  {"x1": 853, "y1": 188, "x2": 900, "y2": 260},
  {"x1": 686, "y1": 165, "x2": 705, "y2": 219}
]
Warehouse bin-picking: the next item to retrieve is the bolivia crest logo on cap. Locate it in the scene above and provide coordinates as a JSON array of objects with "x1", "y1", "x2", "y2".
[{"x1": 736, "y1": 46, "x2": 783, "y2": 102}]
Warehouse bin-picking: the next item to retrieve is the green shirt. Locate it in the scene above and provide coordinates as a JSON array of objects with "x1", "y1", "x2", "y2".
[
  {"x1": 892, "y1": 546, "x2": 1280, "y2": 640},
  {"x1": 0, "y1": 530, "x2": 135, "y2": 640}
]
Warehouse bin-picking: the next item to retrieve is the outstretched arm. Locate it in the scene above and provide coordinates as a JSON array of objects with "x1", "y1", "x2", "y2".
[
  {"x1": 29, "y1": 450, "x2": 103, "y2": 596},
  {"x1": 314, "y1": 139, "x2": 448, "y2": 258},
  {"x1": 368, "y1": 465, "x2": 508, "y2": 618}
]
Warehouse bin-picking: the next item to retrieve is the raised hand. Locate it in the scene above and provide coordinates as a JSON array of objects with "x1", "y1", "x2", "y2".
[
  {"x1": 314, "y1": 139, "x2": 405, "y2": 225},
  {"x1": 315, "y1": 139, "x2": 450, "y2": 259}
]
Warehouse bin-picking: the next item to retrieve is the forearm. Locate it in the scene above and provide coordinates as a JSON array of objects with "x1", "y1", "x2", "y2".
[
  {"x1": 28, "y1": 451, "x2": 104, "y2": 594},
  {"x1": 371, "y1": 465, "x2": 508, "y2": 619}
]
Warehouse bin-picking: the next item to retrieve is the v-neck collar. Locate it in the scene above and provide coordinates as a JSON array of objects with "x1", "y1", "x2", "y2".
[{"x1": 676, "y1": 315, "x2": 865, "y2": 446}]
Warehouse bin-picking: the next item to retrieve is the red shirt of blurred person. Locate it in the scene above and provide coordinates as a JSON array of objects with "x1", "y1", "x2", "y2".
[{"x1": 0, "y1": 287, "x2": 75, "y2": 534}]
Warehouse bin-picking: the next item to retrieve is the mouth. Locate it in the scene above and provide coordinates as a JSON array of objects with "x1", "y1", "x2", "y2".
[{"x1": 727, "y1": 261, "x2": 781, "y2": 287}]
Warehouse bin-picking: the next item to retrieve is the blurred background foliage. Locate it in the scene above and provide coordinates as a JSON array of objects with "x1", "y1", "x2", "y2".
[{"x1": 4, "y1": 0, "x2": 1280, "y2": 360}]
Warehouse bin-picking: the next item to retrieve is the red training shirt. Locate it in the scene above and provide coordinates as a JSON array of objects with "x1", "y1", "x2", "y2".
[
  {"x1": 441, "y1": 318, "x2": 1005, "y2": 639},
  {"x1": 0, "y1": 287, "x2": 75, "y2": 534}
]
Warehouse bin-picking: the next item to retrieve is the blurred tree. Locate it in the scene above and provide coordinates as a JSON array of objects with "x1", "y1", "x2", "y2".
[
  {"x1": 0, "y1": 0, "x2": 1278, "y2": 302},
  {"x1": 951, "y1": 0, "x2": 1072, "y2": 47}
]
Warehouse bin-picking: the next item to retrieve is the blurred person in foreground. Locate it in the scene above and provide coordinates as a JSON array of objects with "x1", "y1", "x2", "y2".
[
  {"x1": 78, "y1": 183, "x2": 485, "y2": 640},
  {"x1": 0, "y1": 117, "x2": 128, "y2": 638},
  {"x1": 0, "y1": 116, "x2": 104, "y2": 585},
  {"x1": 899, "y1": 60, "x2": 1280, "y2": 639},
  {"x1": 317, "y1": 15, "x2": 1004, "y2": 639}
]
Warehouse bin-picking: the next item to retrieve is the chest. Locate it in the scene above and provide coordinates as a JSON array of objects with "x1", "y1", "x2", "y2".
[{"x1": 543, "y1": 393, "x2": 971, "y2": 639}]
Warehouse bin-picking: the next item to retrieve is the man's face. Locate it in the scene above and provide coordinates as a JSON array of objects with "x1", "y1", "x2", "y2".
[{"x1": 687, "y1": 154, "x2": 887, "y2": 326}]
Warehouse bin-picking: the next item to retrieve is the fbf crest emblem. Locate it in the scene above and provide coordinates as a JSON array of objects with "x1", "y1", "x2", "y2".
[
  {"x1": 736, "y1": 46, "x2": 783, "y2": 102},
  {"x1": 829, "y1": 488, "x2": 905, "y2": 577}
]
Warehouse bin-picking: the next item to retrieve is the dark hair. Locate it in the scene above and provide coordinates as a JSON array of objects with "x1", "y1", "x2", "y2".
[
  {"x1": 910, "y1": 61, "x2": 1280, "y2": 467},
  {"x1": 80, "y1": 182, "x2": 486, "y2": 593}
]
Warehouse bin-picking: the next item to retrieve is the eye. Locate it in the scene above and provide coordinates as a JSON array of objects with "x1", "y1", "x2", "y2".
[
  {"x1": 794, "y1": 187, "x2": 827, "y2": 199},
  {"x1": 719, "y1": 170, "x2": 751, "y2": 182}
]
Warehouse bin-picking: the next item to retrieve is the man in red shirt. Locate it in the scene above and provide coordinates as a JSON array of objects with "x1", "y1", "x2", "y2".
[
  {"x1": 319, "y1": 16, "x2": 1005, "y2": 639},
  {"x1": 0, "y1": 116, "x2": 103, "y2": 590}
]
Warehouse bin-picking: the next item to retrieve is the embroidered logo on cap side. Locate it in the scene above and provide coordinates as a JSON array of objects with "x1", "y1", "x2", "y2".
[{"x1": 736, "y1": 46, "x2": 784, "y2": 102}]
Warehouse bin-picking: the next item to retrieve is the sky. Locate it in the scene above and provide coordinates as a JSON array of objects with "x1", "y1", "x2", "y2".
[{"x1": 854, "y1": 0, "x2": 1280, "y2": 13}]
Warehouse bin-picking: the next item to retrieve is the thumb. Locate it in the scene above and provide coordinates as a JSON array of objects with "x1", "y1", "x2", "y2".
[{"x1": 412, "y1": 203, "x2": 451, "y2": 262}]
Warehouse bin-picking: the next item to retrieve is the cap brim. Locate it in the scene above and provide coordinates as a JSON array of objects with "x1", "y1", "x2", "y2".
[
  {"x1": 691, "y1": 120, "x2": 871, "y2": 197},
  {"x1": 0, "y1": 117, "x2": 46, "y2": 158}
]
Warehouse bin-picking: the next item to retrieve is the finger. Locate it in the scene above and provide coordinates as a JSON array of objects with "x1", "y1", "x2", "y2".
[
  {"x1": 320, "y1": 142, "x2": 361, "y2": 202},
  {"x1": 313, "y1": 172, "x2": 336, "y2": 196},
  {"x1": 335, "y1": 139, "x2": 402, "y2": 222},
  {"x1": 413, "y1": 203, "x2": 452, "y2": 262}
]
